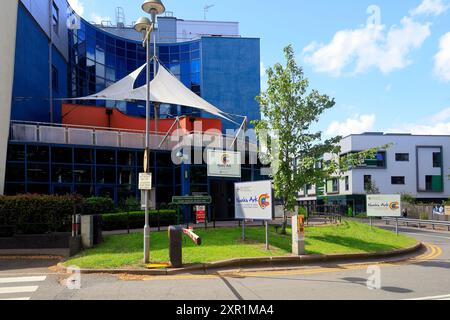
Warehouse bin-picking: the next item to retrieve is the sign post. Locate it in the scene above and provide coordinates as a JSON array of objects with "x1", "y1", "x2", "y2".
[
  {"x1": 235, "y1": 181, "x2": 274, "y2": 249},
  {"x1": 139, "y1": 172, "x2": 152, "y2": 263},
  {"x1": 367, "y1": 194, "x2": 402, "y2": 235}
]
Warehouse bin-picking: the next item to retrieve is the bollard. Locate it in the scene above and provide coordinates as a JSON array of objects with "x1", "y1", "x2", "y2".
[
  {"x1": 168, "y1": 226, "x2": 183, "y2": 268},
  {"x1": 292, "y1": 215, "x2": 305, "y2": 255}
]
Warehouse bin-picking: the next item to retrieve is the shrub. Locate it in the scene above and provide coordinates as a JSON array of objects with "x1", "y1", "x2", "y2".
[
  {"x1": 101, "y1": 210, "x2": 178, "y2": 231},
  {"x1": 82, "y1": 197, "x2": 115, "y2": 215},
  {"x1": 0, "y1": 194, "x2": 82, "y2": 234},
  {"x1": 401, "y1": 193, "x2": 416, "y2": 205},
  {"x1": 298, "y1": 207, "x2": 308, "y2": 219}
]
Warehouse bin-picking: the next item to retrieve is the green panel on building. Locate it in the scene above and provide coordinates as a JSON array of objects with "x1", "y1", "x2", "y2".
[{"x1": 432, "y1": 176, "x2": 443, "y2": 192}]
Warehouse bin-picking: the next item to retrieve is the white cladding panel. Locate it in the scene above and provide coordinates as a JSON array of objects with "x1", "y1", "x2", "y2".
[
  {"x1": 348, "y1": 135, "x2": 450, "y2": 199},
  {"x1": 0, "y1": 0, "x2": 19, "y2": 194},
  {"x1": 20, "y1": 0, "x2": 69, "y2": 60}
]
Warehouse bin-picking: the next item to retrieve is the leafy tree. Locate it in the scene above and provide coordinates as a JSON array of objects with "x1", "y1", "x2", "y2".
[
  {"x1": 401, "y1": 193, "x2": 416, "y2": 205},
  {"x1": 364, "y1": 180, "x2": 380, "y2": 194},
  {"x1": 252, "y1": 45, "x2": 385, "y2": 234}
]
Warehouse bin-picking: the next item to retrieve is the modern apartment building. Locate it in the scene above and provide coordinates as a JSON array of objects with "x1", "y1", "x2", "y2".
[{"x1": 298, "y1": 133, "x2": 450, "y2": 213}]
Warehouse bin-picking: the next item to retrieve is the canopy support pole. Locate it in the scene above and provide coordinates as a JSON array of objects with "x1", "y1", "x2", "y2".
[
  {"x1": 158, "y1": 116, "x2": 185, "y2": 149},
  {"x1": 230, "y1": 116, "x2": 248, "y2": 149}
]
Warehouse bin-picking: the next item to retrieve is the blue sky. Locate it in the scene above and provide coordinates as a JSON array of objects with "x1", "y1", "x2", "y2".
[{"x1": 68, "y1": 0, "x2": 450, "y2": 136}]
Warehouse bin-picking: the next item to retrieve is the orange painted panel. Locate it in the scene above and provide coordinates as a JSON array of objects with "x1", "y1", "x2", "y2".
[{"x1": 61, "y1": 103, "x2": 222, "y2": 133}]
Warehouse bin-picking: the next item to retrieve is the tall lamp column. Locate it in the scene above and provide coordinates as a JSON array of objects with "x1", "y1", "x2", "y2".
[{"x1": 134, "y1": 0, "x2": 166, "y2": 264}]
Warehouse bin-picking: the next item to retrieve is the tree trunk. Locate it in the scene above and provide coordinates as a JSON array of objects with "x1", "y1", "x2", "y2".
[{"x1": 281, "y1": 209, "x2": 288, "y2": 235}]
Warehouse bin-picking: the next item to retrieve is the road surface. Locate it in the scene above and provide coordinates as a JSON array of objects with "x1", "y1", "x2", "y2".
[{"x1": 0, "y1": 226, "x2": 449, "y2": 300}]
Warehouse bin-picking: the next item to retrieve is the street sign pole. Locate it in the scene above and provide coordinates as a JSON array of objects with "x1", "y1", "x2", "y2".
[
  {"x1": 265, "y1": 221, "x2": 269, "y2": 250},
  {"x1": 242, "y1": 219, "x2": 246, "y2": 241},
  {"x1": 396, "y1": 218, "x2": 399, "y2": 236},
  {"x1": 139, "y1": 172, "x2": 152, "y2": 264}
]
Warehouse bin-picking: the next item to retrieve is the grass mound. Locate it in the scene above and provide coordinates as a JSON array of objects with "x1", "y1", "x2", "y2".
[{"x1": 64, "y1": 221, "x2": 417, "y2": 269}]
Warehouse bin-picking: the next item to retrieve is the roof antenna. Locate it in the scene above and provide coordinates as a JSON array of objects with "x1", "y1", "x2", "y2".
[
  {"x1": 116, "y1": 7, "x2": 126, "y2": 28},
  {"x1": 204, "y1": 4, "x2": 215, "y2": 20}
]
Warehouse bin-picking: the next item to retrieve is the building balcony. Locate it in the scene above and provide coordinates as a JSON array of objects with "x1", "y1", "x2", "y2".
[{"x1": 9, "y1": 121, "x2": 256, "y2": 153}]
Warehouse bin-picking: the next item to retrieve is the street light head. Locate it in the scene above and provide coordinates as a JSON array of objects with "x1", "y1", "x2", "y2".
[
  {"x1": 142, "y1": 0, "x2": 166, "y2": 15},
  {"x1": 134, "y1": 16, "x2": 152, "y2": 34}
]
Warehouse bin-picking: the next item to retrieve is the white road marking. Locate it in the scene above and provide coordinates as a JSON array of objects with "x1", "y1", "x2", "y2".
[
  {"x1": 0, "y1": 286, "x2": 39, "y2": 295},
  {"x1": 0, "y1": 297, "x2": 31, "y2": 301},
  {"x1": 0, "y1": 276, "x2": 47, "y2": 284},
  {"x1": 407, "y1": 294, "x2": 450, "y2": 300}
]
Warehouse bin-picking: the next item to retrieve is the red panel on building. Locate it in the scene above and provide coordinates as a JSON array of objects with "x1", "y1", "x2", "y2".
[{"x1": 61, "y1": 104, "x2": 223, "y2": 134}]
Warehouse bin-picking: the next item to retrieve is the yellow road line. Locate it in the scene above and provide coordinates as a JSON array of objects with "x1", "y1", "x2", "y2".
[{"x1": 120, "y1": 243, "x2": 442, "y2": 281}]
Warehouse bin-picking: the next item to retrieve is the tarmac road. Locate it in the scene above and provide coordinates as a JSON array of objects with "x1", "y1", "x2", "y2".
[{"x1": 0, "y1": 226, "x2": 449, "y2": 300}]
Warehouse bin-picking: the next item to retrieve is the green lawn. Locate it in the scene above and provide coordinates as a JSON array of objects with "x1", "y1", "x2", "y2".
[{"x1": 64, "y1": 221, "x2": 418, "y2": 269}]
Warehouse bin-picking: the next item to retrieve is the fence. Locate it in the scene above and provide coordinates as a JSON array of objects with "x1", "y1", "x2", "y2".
[{"x1": 403, "y1": 204, "x2": 450, "y2": 222}]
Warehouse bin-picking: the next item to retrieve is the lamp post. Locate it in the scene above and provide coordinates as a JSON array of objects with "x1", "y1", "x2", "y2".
[{"x1": 134, "y1": 0, "x2": 166, "y2": 264}]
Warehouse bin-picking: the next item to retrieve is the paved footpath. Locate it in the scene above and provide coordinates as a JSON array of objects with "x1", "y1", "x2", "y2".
[{"x1": 0, "y1": 225, "x2": 449, "y2": 300}]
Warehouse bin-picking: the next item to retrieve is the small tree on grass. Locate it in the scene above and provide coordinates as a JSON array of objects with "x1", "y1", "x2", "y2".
[{"x1": 253, "y1": 45, "x2": 385, "y2": 235}]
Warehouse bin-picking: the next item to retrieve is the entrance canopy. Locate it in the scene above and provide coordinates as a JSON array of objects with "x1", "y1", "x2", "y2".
[{"x1": 65, "y1": 60, "x2": 233, "y2": 122}]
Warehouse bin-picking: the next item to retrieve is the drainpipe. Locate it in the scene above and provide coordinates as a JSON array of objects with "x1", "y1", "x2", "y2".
[{"x1": 48, "y1": 0, "x2": 54, "y2": 123}]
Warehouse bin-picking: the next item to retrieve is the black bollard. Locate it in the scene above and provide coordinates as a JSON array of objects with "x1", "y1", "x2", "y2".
[{"x1": 168, "y1": 226, "x2": 183, "y2": 268}]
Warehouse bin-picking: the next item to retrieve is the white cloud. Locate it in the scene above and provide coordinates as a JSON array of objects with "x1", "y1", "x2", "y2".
[
  {"x1": 326, "y1": 114, "x2": 376, "y2": 137},
  {"x1": 91, "y1": 14, "x2": 112, "y2": 25},
  {"x1": 429, "y1": 107, "x2": 450, "y2": 122},
  {"x1": 68, "y1": 0, "x2": 84, "y2": 16},
  {"x1": 303, "y1": 12, "x2": 431, "y2": 76},
  {"x1": 434, "y1": 32, "x2": 450, "y2": 81},
  {"x1": 390, "y1": 107, "x2": 450, "y2": 135},
  {"x1": 411, "y1": 0, "x2": 450, "y2": 16}
]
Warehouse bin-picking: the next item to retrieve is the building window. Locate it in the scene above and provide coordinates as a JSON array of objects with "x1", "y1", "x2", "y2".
[
  {"x1": 364, "y1": 175, "x2": 372, "y2": 191},
  {"x1": 345, "y1": 176, "x2": 349, "y2": 191},
  {"x1": 391, "y1": 176, "x2": 405, "y2": 185},
  {"x1": 395, "y1": 153, "x2": 409, "y2": 162},
  {"x1": 433, "y1": 152, "x2": 442, "y2": 168},
  {"x1": 358, "y1": 151, "x2": 386, "y2": 168},
  {"x1": 326, "y1": 178, "x2": 339, "y2": 194},
  {"x1": 52, "y1": 65, "x2": 59, "y2": 92},
  {"x1": 52, "y1": 1, "x2": 59, "y2": 36}
]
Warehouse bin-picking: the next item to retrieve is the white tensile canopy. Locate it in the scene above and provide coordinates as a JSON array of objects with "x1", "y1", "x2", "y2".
[{"x1": 66, "y1": 60, "x2": 232, "y2": 122}]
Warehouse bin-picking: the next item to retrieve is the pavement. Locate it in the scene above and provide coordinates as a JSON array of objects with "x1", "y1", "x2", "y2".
[{"x1": 0, "y1": 223, "x2": 449, "y2": 300}]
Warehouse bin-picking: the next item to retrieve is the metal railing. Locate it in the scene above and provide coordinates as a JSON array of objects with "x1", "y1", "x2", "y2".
[
  {"x1": 383, "y1": 217, "x2": 450, "y2": 231},
  {"x1": 9, "y1": 120, "x2": 257, "y2": 152}
]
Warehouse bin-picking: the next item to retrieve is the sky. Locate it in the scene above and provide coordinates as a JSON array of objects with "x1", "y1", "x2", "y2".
[{"x1": 67, "y1": 0, "x2": 450, "y2": 136}]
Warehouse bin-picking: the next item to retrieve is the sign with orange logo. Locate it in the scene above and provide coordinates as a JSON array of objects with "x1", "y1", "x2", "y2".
[
  {"x1": 235, "y1": 181, "x2": 273, "y2": 221},
  {"x1": 207, "y1": 150, "x2": 241, "y2": 178},
  {"x1": 367, "y1": 195, "x2": 402, "y2": 217}
]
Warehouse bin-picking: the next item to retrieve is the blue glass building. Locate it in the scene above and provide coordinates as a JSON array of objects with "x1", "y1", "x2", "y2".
[
  {"x1": 3, "y1": 1, "x2": 263, "y2": 220},
  {"x1": 68, "y1": 17, "x2": 261, "y2": 131}
]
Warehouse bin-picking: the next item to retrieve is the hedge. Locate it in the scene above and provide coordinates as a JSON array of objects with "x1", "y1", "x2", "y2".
[
  {"x1": 0, "y1": 194, "x2": 82, "y2": 234},
  {"x1": 82, "y1": 197, "x2": 115, "y2": 215},
  {"x1": 0, "y1": 195, "x2": 118, "y2": 235},
  {"x1": 101, "y1": 210, "x2": 178, "y2": 231}
]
